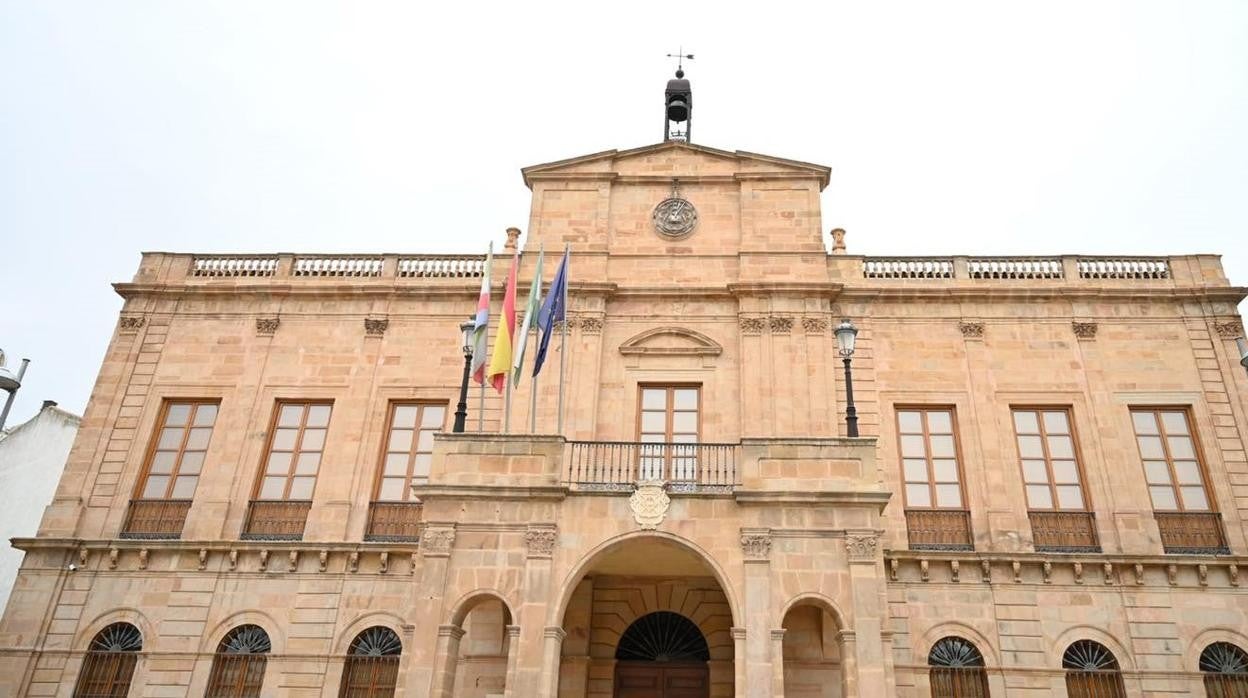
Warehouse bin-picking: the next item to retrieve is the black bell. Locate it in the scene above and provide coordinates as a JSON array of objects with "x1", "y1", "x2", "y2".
[
  {"x1": 664, "y1": 73, "x2": 693, "y2": 141},
  {"x1": 667, "y1": 96, "x2": 689, "y2": 123}
]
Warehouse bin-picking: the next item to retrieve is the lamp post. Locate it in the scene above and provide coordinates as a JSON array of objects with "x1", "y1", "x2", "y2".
[
  {"x1": 0, "y1": 350, "x2": 30, "y2": 433},
  {"x1": 452, "y1": 320, "x2": 475, "y2": 433},
  {"x1": 834, "y1": 319, "x2": 859, "y2": 438},
  {"x1": 1237, "y1": 337, "x2": 1248, "y2": 378}
]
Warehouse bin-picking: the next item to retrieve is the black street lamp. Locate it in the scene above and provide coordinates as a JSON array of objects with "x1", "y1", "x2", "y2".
[
  {"x1": 1238, "y1": 337, "x2": 1248, "y2": 378},
  {"x1": 452, "y1": 319, "x2": 475, "y2": 433},
  {"x1": 834, "y1": 319, "x2": 859, "y2": 438}
]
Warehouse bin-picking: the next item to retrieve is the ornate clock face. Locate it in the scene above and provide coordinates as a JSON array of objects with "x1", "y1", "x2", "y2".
[{"x1": 652, "y1": 197, "x2": 698, "y2": 238}]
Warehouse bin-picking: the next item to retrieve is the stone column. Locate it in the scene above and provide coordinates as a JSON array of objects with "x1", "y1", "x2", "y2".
[
  {"x1": 538, "y1": 626, "x2": 567, "y2": 697},
  {"x1": 770, "y1": 629, "x2": 787, "y2": 697},
  {"x1": 429, "y1": 624, "x2": 465, "y2": 698},
  {"x1": 409, "y1": 526, "x2": 455, "y2": 695},
  {"x1": 838, "y1": 630, "x2": 858, "y2": 697},
  {"x1": 731, "y1": 627, "x2": 747, "y2": 697},
  {"x1": 515, "y1": 526, "x2": 557, "y2": 694},
  {"x1": 845, "y1": 532, "x2": 889, "y2": 694},
  {"x1": 502, "y1": 625, "x2": 522, "y2": 698},
  {"x1": 741, "y1": 531, "x2": 773, "y2": 697}
]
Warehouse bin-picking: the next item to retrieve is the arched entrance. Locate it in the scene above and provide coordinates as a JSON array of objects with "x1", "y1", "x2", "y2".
[
  {"x1": 614, "y1": 611, "x2": 710, "y2": 697},
  {"x1": 553, "y1": 534, "x2": 737, "y2": 698}
]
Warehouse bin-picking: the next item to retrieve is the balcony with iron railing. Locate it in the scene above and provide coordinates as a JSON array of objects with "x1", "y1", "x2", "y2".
[
  {"x1": 563, "y1": 441, "x2": 739, "y2": 492},
  {"x1": 241, "y1": 500, "x2": 312, "y2": 541},
  {"x1": 1156, "y1": 512, "x2": 1229, "y2": 555},
  {"x1": 120, "y1": 499, "x2": 192, "y2": 539},
  {"x1": 1029, "y1": 511, "x2": 1101, "y2": 553},
  {"x1": 364, "y1": 501, "x2": 424, "y2": 542},
  {"x1": 904, "y1": 509, "x2": 974, "y2": 551}
]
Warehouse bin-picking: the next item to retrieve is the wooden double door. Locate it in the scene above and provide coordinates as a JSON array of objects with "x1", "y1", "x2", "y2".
[{"x1": 614, "y1": 661, "x2": 709, "y2": 698}]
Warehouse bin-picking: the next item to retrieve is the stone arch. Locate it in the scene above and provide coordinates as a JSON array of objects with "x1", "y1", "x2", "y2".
[
  {"x1": 916, "y1": 620, "x2": 1001, "y2": 667},
  {"x1": 618, "y1": 326, "x2": 724, "y2": 357},
  {"x1": 1187, "y1": 626, "x2": 1248, "y2": 672},
  {"x1": 75, "y1": 607, "x2": 154, "y2": 651},
  {"x1": 199, "y1": 609, "x2": 285, "y2": 654},
  {"x1": 446, "y1": 589, "x2": 516, "y2": 628},
  {"x1": 1051, "y1": 625, "x2": 1135, "y2": 671},
  {"x1": 779, "y1": 592, "x2": 849, "y2": 698},
  {"x1": 548, "y1": 530, "x2": 741, "y2": 629},
  {"x1": 334, "y1": 611, "x2": 410, "y2": 655},
  {"x1": 779, "y1": 591, "x2": 848, "y2": 632}
]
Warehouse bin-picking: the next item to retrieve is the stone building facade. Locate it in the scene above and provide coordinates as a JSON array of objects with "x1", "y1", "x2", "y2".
[{"x1": 1, "y1": 139, "x2": 1247, "y2": 697}]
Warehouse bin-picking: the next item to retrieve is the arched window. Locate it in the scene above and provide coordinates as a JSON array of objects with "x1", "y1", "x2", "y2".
[
  {"x1": 927, "y1": 636, "x2": 989, "y2": 697},
  {"x1": 1200, "y1": 642, "x2": 1248, "y2": 697},
  {"x1": 339, "y1": 627, "x2": 402, "y2": 698},
  {"x1": 73, "y1": 622, "x2": 142, "y2": 697},
  {"x1": 1062, "y1": 640, "x2": 1126, "y2": 698},
  {"x1": 205, "y1": 625, "x2": 271, "y2": 698}
]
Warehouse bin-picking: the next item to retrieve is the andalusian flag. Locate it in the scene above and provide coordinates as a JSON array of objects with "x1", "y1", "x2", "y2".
[
  {"x1": 469, "y1": 243, "x2": 493, "y2": 385},
  {"x1": 512, "y1": 246, "x2": 543, "y2": 386},
  {"x1": 487, "y1": 249, "x2": 520, "y2": 393}
]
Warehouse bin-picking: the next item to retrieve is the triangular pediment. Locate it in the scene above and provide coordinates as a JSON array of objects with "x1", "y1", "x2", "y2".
[
  {"x1": 619, "y1": 326, "x2": 723, "y2": 357},
  {"x1": 522, "y1": 141, "x2": 830, "y2": 190}
]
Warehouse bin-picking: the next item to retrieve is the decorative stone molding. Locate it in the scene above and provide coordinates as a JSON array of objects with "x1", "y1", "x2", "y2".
[
  {"x1": 579, "y1": 316, "x2": 603, "y2": 335},
  {"x1": 289, "y1": 550, "x2": 299, "y2": 572},
  {"x1": 109, "y1": 548, "x2": 119, "y2": 570},
  {"x1": 256, "y1": 317, "x2": 280, "y2": 335},
  {"x1": 524, "y1": 527, "x2": 558, "y2": 558},
  {"x1": 1104, "y1": 563, "x2": 1114, "y2": 585},
  {"x1": 950, "y1": 559, "x2": 960, "y2": 582},
  {"x1": 1071, "y1": 321, "x2": 1098, "y2": 339},
  {"x1": 619, "y1": 327, "x2": 722, "y2": 357},
  {"x1": 844, "y1": 534, "x2": 879, "y2": 562},
  {"x1": 1042, "y1": 561, "x2": 1052, "y2": 584},
  {"x1": 887, "y1": 553, "x2": 1246, "y2": 589},
  {"x1": 198, "y1": 549, "x2": 208, "y2": 571},
  {"x1": 364, "y1": 317, "x2": 389, "y2": 336},
  {"x1": 768, "y1": 316, "x2": 794, "y2": 335},
  {"x1": 553, "y1": 317, "x2": 576, "y2": 333},
  {"x1": 958, "y1": 321, "x2": 985, "y2": 339},
  {"x1": 981, "y1": 560, "x2": 991, "y2": 583},
  {"x1": 137, "y1": 548, "x2": 148, "y2": 571},
  {"x1": 378, "y1": 551, "x2": 389, "y2": 574},
  {"x1": 78, "y1": 547, "x2": 89, "y2": 568},
  {"x1": 543, "y1": 626, "x2": 568, "y2": 642},
  {"x1": 228, "y1": 549, "x2": 238, "y2": 571},
  {"x1": 739, "y1": 317, "x2": 765, "y2": 335},
  {"x1": 258, "y1": 549, "x2": 269, "y2": 572},
  {"x1": 319, "y1": 549, "x2": 328, "y2": 572},
  {"x1": 801, "y1": 317, "x2": 828, "y2": 334},
  {"x1": 348, "y1": 551, "x2": 360, "y2": 573},
  {"x1": 1215, "y1": 319, "x2": 1245, "y2": 338},
  {"x1": 629, "y1": 484, "x2": 670, "y2": 530},
  {"x1": 118, "y1": 315, "x2": 146, "y2": 333},
  {"x1": 740, "y1": 532, "x2": 772, "y2": 561},
  {"x1": 420, "y1": 527, "x2": 456, "y2": 557},
  {"x1": 1073, "y1": 562, "x2": 1083, "y2": 584}
]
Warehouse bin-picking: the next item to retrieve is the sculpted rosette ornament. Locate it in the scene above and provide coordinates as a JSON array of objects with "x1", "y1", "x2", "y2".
[{"x1": 629, "y1": 484, "x2": 671, "y2": 529}]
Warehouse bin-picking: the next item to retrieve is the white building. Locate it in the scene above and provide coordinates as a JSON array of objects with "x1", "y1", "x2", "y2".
[{"x1": 0, "y1": 401, "x2": 80, "y2": 611}]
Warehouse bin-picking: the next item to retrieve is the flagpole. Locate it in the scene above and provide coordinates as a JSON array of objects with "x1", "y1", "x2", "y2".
[
  {"x1": 477, "y1": 379, "x2": 485, "y2": 431},
  {"x1": 556, "y1": 243, "x2": 570, "y2": 435},
  {"x1": 529, "y1": 325, "x2": 539, "y2": 433},
  {"x1": 504, "y1": 377, "x2": 512, "y2": 433}
]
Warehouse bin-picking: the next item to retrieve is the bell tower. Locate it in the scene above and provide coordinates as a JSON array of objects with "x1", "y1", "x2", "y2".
[{"x1": 664, "y1": 53, "x2": 693, "y2": 142}]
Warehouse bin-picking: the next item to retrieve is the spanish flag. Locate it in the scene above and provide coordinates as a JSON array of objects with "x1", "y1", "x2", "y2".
[{"x1": 487, "y1": 249, "x2": 519, "y2": 393}]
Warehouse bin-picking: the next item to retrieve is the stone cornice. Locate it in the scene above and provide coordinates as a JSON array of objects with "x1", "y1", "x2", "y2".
[
  {"x1": 410, "y1": 484, "x2": 569, "y2": 501},
  {"x1": 838, "y1": 285, "x2": 1248, "y2": 305},
  {"x1": 733, "y1": 490, "x2": 892, "y2": 508},
  {"x1": 727, "y1": 281, "x2": 844, "y2": 297}
]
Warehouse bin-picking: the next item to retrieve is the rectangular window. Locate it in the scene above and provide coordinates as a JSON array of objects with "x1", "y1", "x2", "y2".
[
  {"x1": 897, "y1": 408, "x2": 964, "y2": 508},
  {"x1": 255, "y1": 402, "x2": 332, "y2": 501},
  {"x1": 1012, "y1": 408, "x2": 1088, "y2": 511},
  {"x1": 137, "y1": 401, "x2": 218, "y2": 500},
  {"x1": 638, "y1": 385, "x2": 700, "y2": 481},
  {"x1": 374, "y1": 402, "x2": 446, "y2": 501},
  {"x1": 1131, "y1": 409, "x2": 1212, "y2": 511}
]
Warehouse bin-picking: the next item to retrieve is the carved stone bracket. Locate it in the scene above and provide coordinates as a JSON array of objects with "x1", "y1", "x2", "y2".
[
  {"x1": 1072, "y1": 321, "x2": 1098, "y2": 340},
  {"x1": 768, "y1": 317, "x2": 794, "y2": 335},
  {"x1": 118, "y1": 315, "x2": 146, "y2": 333},
  {"x1": 739, "y1": 317, "x2": 765, "y2": 335},
  {"x1": 958, "y1": 321, "x2": 985, "y2": 339},
  {"x1": 1214, "y1": 319, "x2": 1245, "y2": 338},
  {"x1": 256, "y1": 317, "x2": 280, "y2": 336},
  {"x1": 364, "y1": 318, "x2": 389, "y2": 336},
  {"x1": 844, "y1": 534, "x2": 879, "y2": 562},
  {"x1": 420, "y1": 526, "x2": 456, "y2": 558},
  {"x1": 801, "y1": 317, "x2": 828, "y2": 334},
  {"x1": 740, "y1": 532, "x2": 772, "y2": 561},
  {"x1": 524, "y1": 526, "x2": 558, "y2": 558}
]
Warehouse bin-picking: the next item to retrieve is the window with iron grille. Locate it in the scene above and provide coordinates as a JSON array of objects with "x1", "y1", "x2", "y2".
[
  {"x1": 72, "y1": 623, "x2": 142, "y2": 698},
  {"x1": 1062, "y1": 640, "x2": 1126, "y2": 698},
  {"x1": 927, "y1": 636, "x2": 989, "y2": 698},
  {"x1": 339, "y1": 627, "x2": 402, "y2": 698},
  {"x1": 1200, "y1": 642, "x2": 1248, "y2": 697},
  {"x1": 205, "y1": 625, "x2": 271, "y2": 698}
]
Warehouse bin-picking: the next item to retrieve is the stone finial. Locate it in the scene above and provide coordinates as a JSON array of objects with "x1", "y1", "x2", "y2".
[
  {"x1": 504, "y1": 227, "x2": 522, "y2": 250},
  {"x1": 1072, "y1": 321, "x2": 1098, "y2": 340},
  {"x1": 830, "y1": 228, "x2": 847, "y2": 254}
]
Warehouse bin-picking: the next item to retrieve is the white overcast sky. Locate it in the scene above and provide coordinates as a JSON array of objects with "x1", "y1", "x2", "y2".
[{"x1": 2, "y1": 1, "x2": 1246, "y2": 424}]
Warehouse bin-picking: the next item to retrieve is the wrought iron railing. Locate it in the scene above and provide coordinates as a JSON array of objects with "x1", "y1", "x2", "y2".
[
  {"x1": 1029, "y1": 511, "x2": 1101, "y2": 553},
  {"x1": 904, "y1": 509, "x2": 974, "y2": 551},
  {"x1": 365, "y1": 501, "x2": 423, "y2": 542},
  {"x1": 338, "y1": 655, "x2": 401, "y2": 697},
  {"x1": 1203, "y1": 672, "x2": 1248, "y2": 697},
  {"x1": 120, "y1": 499, "x2": 192, "y2": 539},
  {"x1": 1064, "y1": 670, "x2": 1127, "y2": 697},
  {"x1": 241, "y1": 500, "x2": 312, "y2": 540},
  {"x1": 564, "y1": 441, "x2": 738, "y2": 490},
  {"x1": 928, "y1": 667, "x2": 990, "y2": 697},
  {"x1": 1156, "y1": 512, "x2": 1229, "y2": 554}
]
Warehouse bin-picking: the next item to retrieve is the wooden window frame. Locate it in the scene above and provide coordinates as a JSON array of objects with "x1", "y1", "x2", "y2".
[
  {"x1": 250, "y1": 400, "x2": 333, "y2": 502},
  {"x1": 132, "y1": 399, "x2": 220, "y2": 501},
  {"x1": 371, "y1": 401, "x2": 448, "y2": 502},
  {"x1": 635, "y1": 384, "x2": 703, "y2": 443},
  {"x1": 1010, "y1": 406, "x2": 1093, "y2": 512},
  {"x1": 894, "y1": 406, "x2": 970, "y2": 510},
  {"x1": 1128, "y1": 406, "x2": 1217, "y2": 513}
]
